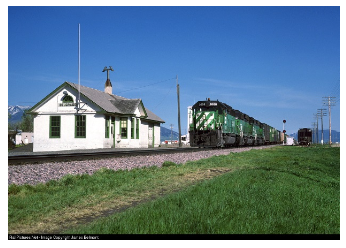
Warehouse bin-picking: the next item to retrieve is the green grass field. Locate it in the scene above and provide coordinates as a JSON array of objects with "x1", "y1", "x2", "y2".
[{"x1": 8, "y1": 145, "x2": 340, "y2": 234}]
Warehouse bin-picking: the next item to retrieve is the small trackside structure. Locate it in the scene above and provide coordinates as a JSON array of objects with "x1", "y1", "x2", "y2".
[{"x1": 29, "y1": 80, "x2": 164, "y2": 152}]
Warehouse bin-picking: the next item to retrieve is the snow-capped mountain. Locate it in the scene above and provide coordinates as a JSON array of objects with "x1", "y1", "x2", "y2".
[{"x1": 8, "y1": 105, "x2": 31, "y2": 123}]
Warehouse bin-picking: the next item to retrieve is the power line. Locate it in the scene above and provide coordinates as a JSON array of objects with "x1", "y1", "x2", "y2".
[
  {"x1": 117, "y1": 77, "x2": 175, "y2": 94},
  {"x1": 329, "y1": 80, "x2": 340, "y2": 97},
  {"x1": 328, "y1": 80, "x2": 340, "y2": 104},
  {"x1": 152, "y1": 83, "x2": 176, "y2": 110}
]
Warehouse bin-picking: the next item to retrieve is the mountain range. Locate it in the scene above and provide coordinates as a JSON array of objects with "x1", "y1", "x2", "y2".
[
  {"x1": 289, "y1": 130, "x2": 340, "y2": 144},
  {"x1": 8, "y1": 105, "x2": 31, "y2": 123},
  {"x1": 160, "y1": 126, "x2": 180, "y2": 142}
]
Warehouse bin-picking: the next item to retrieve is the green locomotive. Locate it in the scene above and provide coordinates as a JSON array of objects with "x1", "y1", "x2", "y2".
[{"x1": 189, "y1": 99, "x2": 281, "y2": 147}]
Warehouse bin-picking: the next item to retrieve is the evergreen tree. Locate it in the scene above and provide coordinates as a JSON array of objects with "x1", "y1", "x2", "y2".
[
  {"x1": 19, "y1": 109, "x2": 34, "y2": 132},
  {"x1": 8, "y1": 112, "x2": 17, "y2": 131}
]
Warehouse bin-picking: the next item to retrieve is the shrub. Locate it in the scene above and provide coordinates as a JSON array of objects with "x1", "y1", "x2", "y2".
[{"x1": 162, "y1": 161, "x2": 176, "y2": 167}]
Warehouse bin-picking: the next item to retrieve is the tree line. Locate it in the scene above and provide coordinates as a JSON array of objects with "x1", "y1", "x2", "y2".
[{"x1": 8, "y1": 109, "x2": 34, "y2": 132}]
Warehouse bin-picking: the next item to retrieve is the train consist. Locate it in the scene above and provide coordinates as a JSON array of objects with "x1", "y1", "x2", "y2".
[
  {"x1": 297, "y1": 128, "x2": 312, "y2": 146},
  {"x1": 189, "y1": 99, "x2": 283, "y2": 148}
]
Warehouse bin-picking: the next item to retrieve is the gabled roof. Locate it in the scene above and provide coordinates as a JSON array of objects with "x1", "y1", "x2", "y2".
[
  {"x1": 109, "y1": 98, "x2": 142, "y2": 114},
  {"x1": 30, "y1": 81, "x2": 165, "y2": 123},
  {"x1": 145, "y1": 108, "x2": 165, "y2": 123},
  {"x1": 67, "y1": 82, "x2": 128, "y2": 114}
]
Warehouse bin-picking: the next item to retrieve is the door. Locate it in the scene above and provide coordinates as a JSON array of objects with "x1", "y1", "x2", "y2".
[
  {"x1": 111, "y1": 122, "x2": 115, "y2": 148},
  {"x1": 148, "y1": 124, "x2": 154, "y2": 147}
]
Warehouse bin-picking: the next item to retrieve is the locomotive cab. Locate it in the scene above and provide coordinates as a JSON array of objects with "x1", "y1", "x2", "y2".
[{"x1": 189, "y1": 99, "x2": 225, "y2": 147}]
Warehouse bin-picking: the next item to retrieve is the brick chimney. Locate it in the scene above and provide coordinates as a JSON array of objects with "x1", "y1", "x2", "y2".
[
  {"x1": 102, "y1": 66, "x2": 114, "y2": 95},
  {"x1": 105, "y1": 79, "x2": 112, "y2": 94}
]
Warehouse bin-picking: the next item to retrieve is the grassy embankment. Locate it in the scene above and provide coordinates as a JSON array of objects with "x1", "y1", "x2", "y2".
[{"x1": 8, "y1": 145, "x2": 339, "y2": 234}]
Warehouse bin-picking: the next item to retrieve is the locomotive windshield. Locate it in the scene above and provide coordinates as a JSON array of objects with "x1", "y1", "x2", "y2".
[{"x1": 193, "y1": 101, "x2": 222, "y2": 113}]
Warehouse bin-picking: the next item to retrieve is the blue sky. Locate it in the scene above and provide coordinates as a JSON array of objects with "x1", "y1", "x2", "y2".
[{"x1": 7, "y1": 5, "x2": 341, "y2": 135}]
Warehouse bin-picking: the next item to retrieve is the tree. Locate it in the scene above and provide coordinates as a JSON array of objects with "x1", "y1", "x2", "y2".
[
  {"x1": 19, "y1": 109, "x2": 34, "y2": 132},
  {"x1": 8, "y1": 112, "x2": 17, "y2": 131}
]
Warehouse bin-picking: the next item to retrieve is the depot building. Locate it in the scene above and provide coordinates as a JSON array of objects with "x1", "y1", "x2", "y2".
[{"x1": 29, "y1": 72, "x2": 165, "y2": 152}]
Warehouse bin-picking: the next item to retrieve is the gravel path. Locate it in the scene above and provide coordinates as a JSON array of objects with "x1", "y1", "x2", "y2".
[{"x1": 8, "y1": 146, "x2": 276, "y2": 186}]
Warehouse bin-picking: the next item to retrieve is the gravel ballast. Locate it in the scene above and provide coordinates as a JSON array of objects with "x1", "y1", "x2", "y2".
[{"x1": 8, "y1": 146, "x2": 276, "y2": 186}]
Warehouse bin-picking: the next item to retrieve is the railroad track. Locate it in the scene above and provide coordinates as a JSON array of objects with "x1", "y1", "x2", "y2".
[{"x1": 8, "y1": 147, "x2": 210, "y2": 165}]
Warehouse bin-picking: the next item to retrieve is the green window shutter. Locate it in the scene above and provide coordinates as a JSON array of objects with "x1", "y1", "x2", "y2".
[
  {"x1": 136, "y1": 119, "x2": 139, "y2": 139},
  {"x1": 105, "y1": 116, "x2": 110, "y2": 138},
  {"x1": 75, "y1": 115, "x2": 86, "y2": 138},
  {"x1": 131, "y1": 118, "x2": 135, "y2": 139},
  {"x1": 50, "y1": 116, "x2": 61, "y2": 138}
]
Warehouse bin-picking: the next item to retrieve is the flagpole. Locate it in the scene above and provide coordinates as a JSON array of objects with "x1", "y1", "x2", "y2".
[{"x1": 78, "y1": 23, "x2": 81, "y2": 111}]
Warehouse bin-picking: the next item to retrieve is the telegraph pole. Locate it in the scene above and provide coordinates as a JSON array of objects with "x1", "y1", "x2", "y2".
[
  {"x1": 170, "y1": 124, "x2": 174, "y2": 145},
  {"x1": 317, "y1": 109, "x2": 327, "y2": 145},
  {"x1": 177, "y1": 75, "x2": 182, "y2": 147},
  {"x1": 313, "y1": 113, "x2": 319, "y2": 144},
  {"x1": 311, "y1": 122, "x2": 317, "y2": 144},
  {"x1": 323, "y1": 96, "x2": 336, "y2": 146}
]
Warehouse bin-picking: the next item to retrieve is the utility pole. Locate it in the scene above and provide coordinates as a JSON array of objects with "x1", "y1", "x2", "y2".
[
  {"x1": 323, "y1": 96, "x2": 336, "y2": 146},
  {"x1": 177, "y1": 75, "x2": 182, "y2": 147},
  {"x1": 317, "y1": 109, "x2": 327, "y2": 145},
  {"x1": 311, "y1": 122, "x2": 317, "y2": 144},
  {"x1": 170, "y1": 124, "x2": 174, "y2": 145},
  {"x1": 313, "y1": 113, "x2": 319, "y2": 144}
]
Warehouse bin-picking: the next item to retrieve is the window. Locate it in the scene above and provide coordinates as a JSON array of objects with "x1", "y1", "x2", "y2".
[
  {"x1": 105, "y1": 116, "x2": 110, "y2": 138},
  {"x1": 50, "y1": 116, "x2": 60, "y2": 138},
  {"x1": 131, "y1": 118, "x2": 135, "y2": 139},
  {"x1": 62, "y1": 95, "x2": 74, "y2": 103},
  {"x1": 59, "y1": 94, "x2": 75, "y2": 107},
  {"x1": 136, "y1": 119, "x2": 140, "y2": 139},
  {"x1": 75, "y1": 115, "x2": 86, "y2": 138},
  {"x1": 120, "y1": 117, "x2": 127, "y2": 139}
]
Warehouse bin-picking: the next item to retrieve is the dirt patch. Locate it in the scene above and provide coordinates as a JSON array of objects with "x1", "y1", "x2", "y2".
[{"x1": 8, "y1": 167, "x2": 234, "y2": 234}]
